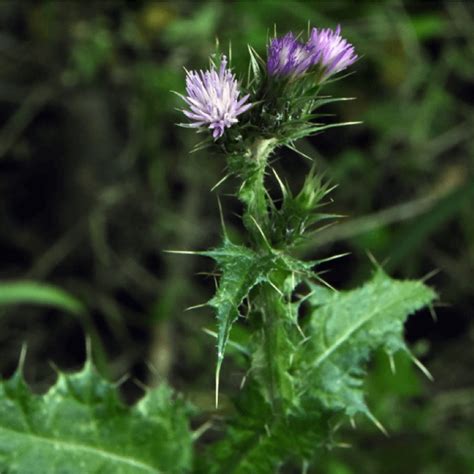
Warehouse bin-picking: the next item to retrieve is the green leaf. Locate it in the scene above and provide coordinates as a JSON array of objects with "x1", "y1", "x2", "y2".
[
  {"x1": 0, "y1": 361, "x2": 193, "y2": 473},
  {"x1": 203, "y1": 239, "x2": 275, "y2": 404},
  {"x1": 301, "y1": 269, "x2": 437, "y2": 418},
  {"x1": 203, "y1": 237, "x2": 318, "y2": 406},
  {"x1": 0, "y1": 280, "x2": 86, "y2": 315}
]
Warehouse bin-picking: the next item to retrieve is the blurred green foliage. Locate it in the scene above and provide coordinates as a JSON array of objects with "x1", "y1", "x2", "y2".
[{"x1": 0, "y1": 1, "x2": 473, "y2": 472}]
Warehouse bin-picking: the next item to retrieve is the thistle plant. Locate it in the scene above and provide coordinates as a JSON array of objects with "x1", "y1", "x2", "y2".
[
  {"x1": 0, "y1": 26, "x2": 437, "y2": 474},
  {"x1": 177, "y1": 26, "x2": 436, "y2": 471}
]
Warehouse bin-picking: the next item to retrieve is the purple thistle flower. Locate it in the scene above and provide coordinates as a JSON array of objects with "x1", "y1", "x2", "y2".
[
  {"x1": 308, "y1": 25, "x2": 357, "y2": 81},
  {"x1": 180, "y1": 56, "x2": 252, "y2": 139},
  {"x1": 267, "y1": 32, "x2": 313, "y2": 77}
]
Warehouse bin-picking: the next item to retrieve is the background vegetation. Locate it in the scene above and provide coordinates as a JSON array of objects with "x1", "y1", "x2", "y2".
[{"x1": 0, "y1": 1, "x2": 472, "y2": 472}]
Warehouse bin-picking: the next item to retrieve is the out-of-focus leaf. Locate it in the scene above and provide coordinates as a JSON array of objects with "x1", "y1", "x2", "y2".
[
  {"x1": 0, "y1": 360, "x2": 193, "y2": 473},
  {"x1": 0, "y1": 281, "x2": 86, "y2": 315}
]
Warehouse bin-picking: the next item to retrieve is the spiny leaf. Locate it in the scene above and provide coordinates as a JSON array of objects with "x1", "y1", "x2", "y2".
[
  {"x1": 0, "y1": 360, "x2": 193, "y2": 473},
  {"x1": 0, "y1": 280, "x2": 85, "y2": 315},
  {"x1": 203, "y1": 239, "x2": 276, "y2": 405},
  {"x1": 300, "y1": 269, "x2": 437, "y2": 418},
  {"x1": 203, "y1": 237, "x2": 319, "y2": 405}
]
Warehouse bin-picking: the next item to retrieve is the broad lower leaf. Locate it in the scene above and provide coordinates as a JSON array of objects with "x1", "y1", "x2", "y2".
[
  {"x1": 0, "y1": 280, "x2": 85, "y2": 315},
  {"x1": 300, "y1": 269, "x2": 437, "y2": 418},
  {"x1": 0, "y1": 361, "x2": 193, "y2": 473}
]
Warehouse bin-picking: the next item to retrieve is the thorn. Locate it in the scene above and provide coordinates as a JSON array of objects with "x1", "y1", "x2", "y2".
[
  {"x1": 316, "y1": 252, "x2": 351, "y2": 264},
  {"x1": 308, "y1": 221, "x2": 339, "y2": 236},
  {"x1": 295, "y1": 320, "x2": 306, "y2": 339},
  {"x1": 286, "y1": 143, "x2": 314, "y2": 161},
  {"x1": 268, "y1": 279, "x2": 283, "y2": 296},
  {"x1": 240, "y1": 370, "x2": 251, "y2": 389},
  {"x1": 185, "y1": 303, "x2": 208, "y2": 312},
  {"x1": 196, "y1": 271, "x2": 220, "y2": 277},
  {"x1": 145, "y1": 360, "x2": 159, "y2": 377},
  {"x1": 203, "y1": 328, "x2": 217, "y2": 339},
  {"x1": 331, "y1": 419, "x2": 344, "y2": 433},
  {"x1": 85, "y1": 335, "x2": 93, "y2": 362},
  {"x1": 204, "y1": 329, "x2": 250, "y2": 357},
  {"x1": 433, "y1": 301, "x2": 451, "y2": 308},
  {"x1": 217, "y1": 196, "x2": 227, "y2": 238},
  {"x1": 271, "y1": 167, "x2": 287, "y2": 198},
  {"x1": 428, "y1": 304, "x2": 438, "y2": 322},
  {"x1": 366, "y1": 250, "x2": 382, "y2": 269},
  {"x1": 48, "y1": 360, "x2": 61, "y2": 375},
  {"x1": 324, "y1": 184, "x2": 339, "y2": 195},
  {"x1": 248, "y1": 215, "x2": 272, "y2": 251},
  {"x1": 366, "y1": 411, "x2": 389, "y2": 437},
  {"x1": 113, "y1": 373, "x2": 130, "y2": 388},
  {"x1": 132, "y1": 378, "x2": 150, "y2": 392},
  {"x1": 18, "y1": 343, "x2": 28, "y2": 375},
  {"x1": 421, "y1": 268, "x2": 440, "y2": 283},
  {"x1": 163, "y1": 249, "x2": 201, "y2": 255},
  {"x1": 211, "y1": 173, "x2": 230, "y2": 192},
  {"x1": 297, "y1": 335, "x2": 311, "y2": 347},
  {"x1": 192, "y1": 421, "x2": 213, "y2": 441},
  {"x1": 215, "y1": 361, "x2": 222, "y2": 409},
  {"x1": 409, "y1": 352, "x2": 434, "y2": 381},
  {"x1": 314, "y1": 273, "x2": 337, "y2": 292},
  {"x1": 388, "y1": 352, "x2": 396, "y2": 374},
  {"x1": 334, "y1": 442, "x2": 352, "y2": 449}
]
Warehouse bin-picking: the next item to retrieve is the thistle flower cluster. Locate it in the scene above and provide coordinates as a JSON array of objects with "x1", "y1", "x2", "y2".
[
  {"x1": 179, "y1": 26, "x2": 357, "y2": 140},
  {"x1": 267, "y1": 26, "x2": 357, "y2": 80}
]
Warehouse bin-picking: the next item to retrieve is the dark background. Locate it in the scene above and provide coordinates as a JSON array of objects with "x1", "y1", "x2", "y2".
[{"x1": 0, "y1": 1, "x2": 473, "y2": 473}]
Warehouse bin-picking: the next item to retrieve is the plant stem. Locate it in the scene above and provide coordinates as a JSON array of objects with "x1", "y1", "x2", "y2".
[
  {"x1": 239, "y1": 137, "x2": 278, "y2": 240},
  {"x1": 260, "y1": 283, "x2": 287, "y2": 413},
  {"x1": 239, "y1": 137, "x2": 290, "y2": 413}
]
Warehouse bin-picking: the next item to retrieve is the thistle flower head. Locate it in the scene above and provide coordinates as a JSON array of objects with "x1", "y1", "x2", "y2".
[
  {"x1": 180, "y1": 56, "x2": 252, "y2": 139},
  {"x1": 267, "y1": 32, "x2": 313, "y2": 77},
  {"x1": 267, "y1": 26, "x2": 357, "y2": 83},
  {"x1": 308, "y1": 25, "x2": 357, "y2": 81}
]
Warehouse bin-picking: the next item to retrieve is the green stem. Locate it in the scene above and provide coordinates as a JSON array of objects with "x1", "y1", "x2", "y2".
[
  {"x1": 238, "y1": 137, "x2": 290, "y2": 413},
  {"x1": 239, "y1": 137, "x2": 278, "y2": 240},
  {"x1": 260, "y1": 283, "x2": 286, "y2": 413}
]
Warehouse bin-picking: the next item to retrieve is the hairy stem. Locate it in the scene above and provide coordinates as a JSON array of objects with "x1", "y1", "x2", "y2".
[
  {"x1": 239, "y1": 137, "x2": 278, "y2": 240},
  {"x1": 238, "y1": 137, "x2": 291, "y2": 413},
  {"x1": 260, "y1": 283, "x2": 288, "y2": 413}
]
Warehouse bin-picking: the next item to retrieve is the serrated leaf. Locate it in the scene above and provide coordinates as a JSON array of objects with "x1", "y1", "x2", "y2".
[
  {"x1": 203, "y1": 239, "x2": 275, "y2": 403},
  {"x1": 0, "y1": 280, "x2": 85, "y2": 315},
  {"x1": 300, "y1": 269, "x2": 437, "y2": 417},
  {"x1": 0, "y1": 361, "x2": 192, "y2": 473}
]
